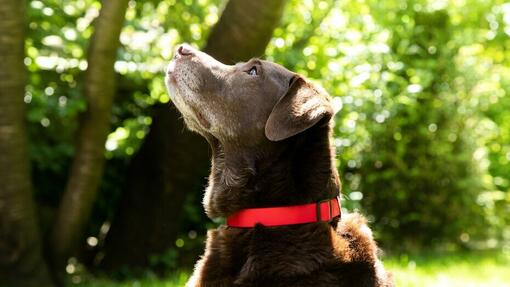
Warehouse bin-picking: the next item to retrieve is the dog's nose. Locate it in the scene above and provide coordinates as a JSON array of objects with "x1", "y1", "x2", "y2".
[{"x1": 177, "y1": 44, "x2": 193, "y2": 57}]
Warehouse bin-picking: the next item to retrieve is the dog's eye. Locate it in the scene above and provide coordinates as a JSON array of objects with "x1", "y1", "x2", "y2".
[{"x1": 247, "y1": 66, "x2": 257, "y2": 76}]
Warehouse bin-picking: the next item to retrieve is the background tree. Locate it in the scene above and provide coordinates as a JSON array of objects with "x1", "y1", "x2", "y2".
[
  {"x1": 0, "y1": 0, "x2": 53, "y2": 286},
  {"x1": 100, "y1": 0, "x2": 289, "y2": 270},
  {"x1": 204, "y1": 0, "x2": 289, "y2": 62},
  {"x1": 49, "y1": 0, "x2": 130, "y2": 276}
]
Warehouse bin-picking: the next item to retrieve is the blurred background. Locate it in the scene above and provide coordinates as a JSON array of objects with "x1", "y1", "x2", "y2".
[{"x1": 1, "y1": 0, "x2": 509, "y2": 286}]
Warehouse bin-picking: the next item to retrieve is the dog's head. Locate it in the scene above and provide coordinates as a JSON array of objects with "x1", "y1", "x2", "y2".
[{"x1": 165, "y1": 44, "x2": 334, "y2": 145}]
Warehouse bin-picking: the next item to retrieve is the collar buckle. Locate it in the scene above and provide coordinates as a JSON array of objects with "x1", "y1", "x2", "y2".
[{"x1": 316, "y1": 198, "x2": 333, "y2": 221}]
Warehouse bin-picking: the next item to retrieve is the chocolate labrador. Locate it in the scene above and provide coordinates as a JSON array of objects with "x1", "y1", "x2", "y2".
[{"x1": 165, "y1": 44, "x2": 393, "y2": 287}]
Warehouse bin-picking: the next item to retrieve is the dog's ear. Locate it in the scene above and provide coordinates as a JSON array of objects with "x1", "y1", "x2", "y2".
[{"x1": 265, "y1": 76, "x2": 334, "y2": 141}]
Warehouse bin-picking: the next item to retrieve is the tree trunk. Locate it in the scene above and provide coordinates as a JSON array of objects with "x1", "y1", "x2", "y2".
[
  {"x1": 99, "y1": 105, "x2": 210, "y2": 270},
  {"x1": 49, "y1": 0, "x2": 130, "y2": 277},
  {"x1": 203, "y1": 0, "x2": 288, "y2": 63},
  {"x1": 0, "y1": 0, "x2": 54, "y2": 286},
  {"x1": 100, "y1": 0, "x2": 288, "y2": 270}
]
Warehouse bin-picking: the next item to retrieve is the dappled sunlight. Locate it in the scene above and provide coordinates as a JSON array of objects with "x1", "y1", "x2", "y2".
[{"x1": 386, "y1": 250, "x2": 510, "y2": 287}]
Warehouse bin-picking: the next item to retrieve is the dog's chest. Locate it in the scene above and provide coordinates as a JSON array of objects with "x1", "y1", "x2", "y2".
[{"x1": 194, "y1": 224, "x2": 348, "y2": 286}]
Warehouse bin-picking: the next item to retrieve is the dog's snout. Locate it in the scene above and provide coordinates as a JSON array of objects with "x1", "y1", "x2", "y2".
[{"x1": 177, "y1": 45, "x2": 193, "y2": 57}]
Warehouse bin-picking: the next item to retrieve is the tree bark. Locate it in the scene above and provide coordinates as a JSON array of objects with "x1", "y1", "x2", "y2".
[
  {"x1": 99, "y1": 105, "x2": 210, "y2": 270},
  {"x1": 49, "y1": 0, "x2": 130, "y2": 277},
  {"x1": 0, "y1": 0, "x2": 54, "y2": 286},
  {"x1": 204, "y1": 0, "x2": 288, "y2": 63},
  {"x1": 100, "y1": 0, "x2": 288, "y2": 270}
]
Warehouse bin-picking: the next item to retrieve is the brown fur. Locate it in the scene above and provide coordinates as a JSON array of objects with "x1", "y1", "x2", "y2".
[{"x1": 165, "y1": 44, "x2": 394, "y2": 287}]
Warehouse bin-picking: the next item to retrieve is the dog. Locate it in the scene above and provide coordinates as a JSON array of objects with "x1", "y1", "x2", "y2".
[{"x1": 165, "y1": 44, "x2": 394, "y2": 287}]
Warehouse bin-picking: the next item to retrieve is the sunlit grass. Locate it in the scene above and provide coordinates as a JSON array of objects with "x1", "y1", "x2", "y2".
[
  {"x1": 75, "y1": 273, "x2": 188, "y2": 287},
  {"x1": 385, "y1": 250, "x2": 510, "y2": 287},
  {"x1": 76, "y1": 250, "x2": 509, "y2": 287}
]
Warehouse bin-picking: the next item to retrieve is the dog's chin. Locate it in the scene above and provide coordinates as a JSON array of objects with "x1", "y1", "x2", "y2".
[
  {"x1": 178, "y1": 107, "x2": 211, "y2": 134},
  {"x1": 167, "y1": 91, "x2": 214, "y2": 142},
  {"x1": 189, "y1": 105, "x2": 212, "y2": 129}
]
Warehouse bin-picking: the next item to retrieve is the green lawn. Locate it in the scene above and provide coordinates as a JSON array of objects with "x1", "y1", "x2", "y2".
[
  {"x1": 385, "y1": 250, "x2": 510, "y2": 287},
  {"x1": 75, "y1": 273, "x2": 188, "y2": 287},
  {"x1": 76, "y1": 250, "x2": 509, "y2": 287}
]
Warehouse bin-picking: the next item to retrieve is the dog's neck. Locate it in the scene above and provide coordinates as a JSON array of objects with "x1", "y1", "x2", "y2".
[{"x1": 203, "y1": 121, "x2": 340, "y2": 219}]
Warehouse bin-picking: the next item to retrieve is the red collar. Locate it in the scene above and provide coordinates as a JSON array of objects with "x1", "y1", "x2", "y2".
[{"x1": 226, "y1": 196, "x2": 341, "y2": 228}]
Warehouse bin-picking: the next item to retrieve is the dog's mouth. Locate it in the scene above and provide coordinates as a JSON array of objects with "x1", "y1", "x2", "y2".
[
  {"x1": 190, "y1": 105, "x2": 211, "y2": 129},
  {"x1": 165, "y1": 60, "x2": 177, "y2": 83}
]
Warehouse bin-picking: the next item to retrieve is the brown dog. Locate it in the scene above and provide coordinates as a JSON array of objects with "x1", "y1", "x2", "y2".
[{"x1": 165, "y1": 44, "x2": 393, "y2": 287}]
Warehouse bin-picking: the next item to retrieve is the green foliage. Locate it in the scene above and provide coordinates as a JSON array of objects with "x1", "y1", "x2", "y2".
[
  {"x1": 358, "y1": 9, "x2": 488, "y2": 249},
  {"x1": 26, "y1": 0, "x2": 92, "y2": 230},
  {"x1": 148, "y1": 249, "x2": 179, "y2": 272}
]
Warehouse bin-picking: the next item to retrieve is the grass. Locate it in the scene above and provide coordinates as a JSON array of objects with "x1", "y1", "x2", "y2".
[
  {"x1": 74, "y1": 273, "x2": 188, "y2": 287},
  {"x1": 385, "y1": 250, "x2": 510, "y2": 287},
  {"x1": 75, "y1": 250, "x2": 509, "y2": 287}
]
